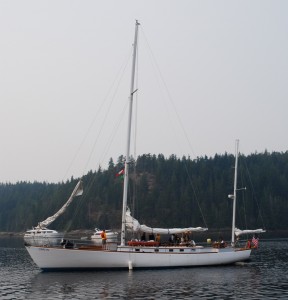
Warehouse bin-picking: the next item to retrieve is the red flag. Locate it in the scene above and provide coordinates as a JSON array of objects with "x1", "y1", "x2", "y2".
[{"x1": 116, "y1": 168, "x2": 124, "y2": 178}]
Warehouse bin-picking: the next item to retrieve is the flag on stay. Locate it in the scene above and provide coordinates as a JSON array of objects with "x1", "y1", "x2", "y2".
[
  {"x1": 252, "y1": 235, "x2": 259, "y2": 248},
  {"x1": 116, "y1": 168, "x2": 125, "y2": 179}
]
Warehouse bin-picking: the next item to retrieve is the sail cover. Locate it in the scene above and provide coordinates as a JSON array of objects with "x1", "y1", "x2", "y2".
[
  {"x1": 235, "y1": 228, "x2": 266, "y2": 237},
  {"x1": 38, "y1": 180, "x2": 83, "y2": 228},
  {"x1": 125, "y1": 209, "x2": 208, "y2": 234}
]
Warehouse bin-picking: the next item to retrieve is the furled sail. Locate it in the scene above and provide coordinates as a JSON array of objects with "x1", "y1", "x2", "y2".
[
  {"x1": 125, "y1": 209, "x2": 208, "y2": 234},
  {"x1": 234, "y1": 228, "x2": 266, "y2": 237},
  {"x1": 37, "y1": 180, "x2": 83, "y2": 229}
]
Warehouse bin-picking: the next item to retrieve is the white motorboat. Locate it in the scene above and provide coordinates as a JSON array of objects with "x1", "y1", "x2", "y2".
[
  {"x1": 24, "y1": 228, "x2": 63, "y2": 246},
  {"x1": 91, "y1": 228, "x2": 119, "y2": 245},
  {"x1": 24, "y1": 180, "x2": 83, "y2": 246}
]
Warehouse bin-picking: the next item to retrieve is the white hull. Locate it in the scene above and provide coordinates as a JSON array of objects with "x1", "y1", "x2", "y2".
[
  {"x1": 25, "y1": 245, "x2": 251, "y2": 270},
  {"x1": 24, "y1": 24, "x2": 257, "y2": 272}
]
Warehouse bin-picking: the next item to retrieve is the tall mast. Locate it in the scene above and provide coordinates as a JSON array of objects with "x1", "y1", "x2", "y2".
[
  {"x1": 120, "y1": 20, "x2": 140, "y2": 246},
  {"x1": 231, "y1": 139, "x2": 239, "y2": 246}
]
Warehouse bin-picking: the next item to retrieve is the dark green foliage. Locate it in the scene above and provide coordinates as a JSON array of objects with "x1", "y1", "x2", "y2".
[{"x1": 0, "y1": 151, "x2": 287, "y2": 232}]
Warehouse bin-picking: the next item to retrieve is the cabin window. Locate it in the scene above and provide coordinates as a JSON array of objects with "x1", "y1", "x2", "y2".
[
  {"x1": 169, "y1": 249, "x2": 173, "y2": 252},
  {"x1": 155, "y1": 249, "x2": 159, "y2": 252},
  {"x1": 180, "y1": 249, "x2": 184, "y2": 252},
  {"x1": 135, "y1": 249, "x2": 140, "y2": 252}
]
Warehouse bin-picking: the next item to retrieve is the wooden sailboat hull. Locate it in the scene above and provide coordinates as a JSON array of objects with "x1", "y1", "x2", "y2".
[
  {"x1": 24, "y1": 23, "x2": 257, "y2": 272},
  {"x1": 26, "y1": 245, "x2": 251, "y2": 270}
]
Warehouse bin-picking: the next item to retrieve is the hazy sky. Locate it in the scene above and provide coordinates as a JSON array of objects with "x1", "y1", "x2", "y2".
[{"x1": 0, "y1": 1, "x2": 287, "y2": 183}]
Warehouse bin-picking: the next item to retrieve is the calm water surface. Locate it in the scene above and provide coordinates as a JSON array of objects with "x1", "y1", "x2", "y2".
[{"x1": 0, "y1": 238, "x2": 287, "y2": 299}]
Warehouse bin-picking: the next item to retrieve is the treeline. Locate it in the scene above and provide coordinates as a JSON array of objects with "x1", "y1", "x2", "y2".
[{"x1": 0, "y1": 151, "x2": 287, "y2": 233}]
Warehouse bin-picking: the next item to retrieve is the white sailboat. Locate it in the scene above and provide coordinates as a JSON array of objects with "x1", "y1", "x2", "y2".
[
  {"x1": 25, "y1": 21, "x2": 262, "y2": 270},
  {"x1": 24, "y1": 180, "x2": 83, "y2": 246}
]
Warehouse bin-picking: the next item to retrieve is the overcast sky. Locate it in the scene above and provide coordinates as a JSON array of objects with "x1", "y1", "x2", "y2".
[{"x1": 0, "y1": 1, "x2": 287, "y2": 183}]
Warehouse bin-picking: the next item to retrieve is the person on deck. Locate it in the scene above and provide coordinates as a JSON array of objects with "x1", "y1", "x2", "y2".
[
  {"x1": 169, "y1": 234, "x2": 177, "y2": 245},
  {"x1": 219, "y1": 236, "x2": 226, "y2": 248},
  {"x1": 246, "y1": 239, "x2": 252, "y2": 248},
  {"x1": 101, "y1": 230, "x2": 107, "y2": 249},
  {"x1": 156, "y1": 233, "x2": 161, "y2": 244}
]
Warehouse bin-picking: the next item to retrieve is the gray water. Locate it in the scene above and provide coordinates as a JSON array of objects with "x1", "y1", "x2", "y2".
[{"x1": 0, "y1": 237, "x2": 287, "y2": 299}]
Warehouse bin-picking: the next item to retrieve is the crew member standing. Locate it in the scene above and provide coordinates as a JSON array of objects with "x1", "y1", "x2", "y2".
[{"x1": 101, "y1": 229, "x2": 107, "y2": 249}]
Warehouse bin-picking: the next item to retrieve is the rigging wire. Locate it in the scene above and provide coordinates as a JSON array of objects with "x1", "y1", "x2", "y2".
[
  {"x1": 238, "y1": 154, "x2": 248, "y2": 230},
  {"x1": 242, "y1": 156, "x2": 266, "y2": 230},
  {"x1": 82, "y1": 49, "x2": 133, "y2": 176},
  {"x1": 64, "y1": 94, "x2": 130, "y2": 233},
  {"x1": 61, "y1": 47, "x2": 133, "y2": 182},
  {"x1": 140, "y1": 27, "x2": 197, "y2": 159},
  {"x1": 58, "y1": 49, "x2": 133, "y2": 233},
  {"x1": 139, "y1": 26, "x2": 208, "y2": 228}
]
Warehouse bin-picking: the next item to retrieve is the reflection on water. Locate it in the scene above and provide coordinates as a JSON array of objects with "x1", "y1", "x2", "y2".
[{"x1": 0, "y1": 238, "x2": 288, "y2": 299}]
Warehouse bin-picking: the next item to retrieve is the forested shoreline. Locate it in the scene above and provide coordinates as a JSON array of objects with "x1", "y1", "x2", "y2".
[{"x1": 0, "y1": 151, "x2": 287, "y2": 234}]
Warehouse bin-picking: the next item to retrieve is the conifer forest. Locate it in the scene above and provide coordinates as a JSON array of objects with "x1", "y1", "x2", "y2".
[{"x1": 0, "y1": 151, "x2": 287, "y2": 234}]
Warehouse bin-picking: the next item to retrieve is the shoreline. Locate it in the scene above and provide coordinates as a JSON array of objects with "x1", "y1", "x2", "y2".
[
  {"x1": 0, "y1": 229, "x2": 94, "y2": 238},
  {"x1": 1, "y1": 229, "x2": 287, "y2": 240}
]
